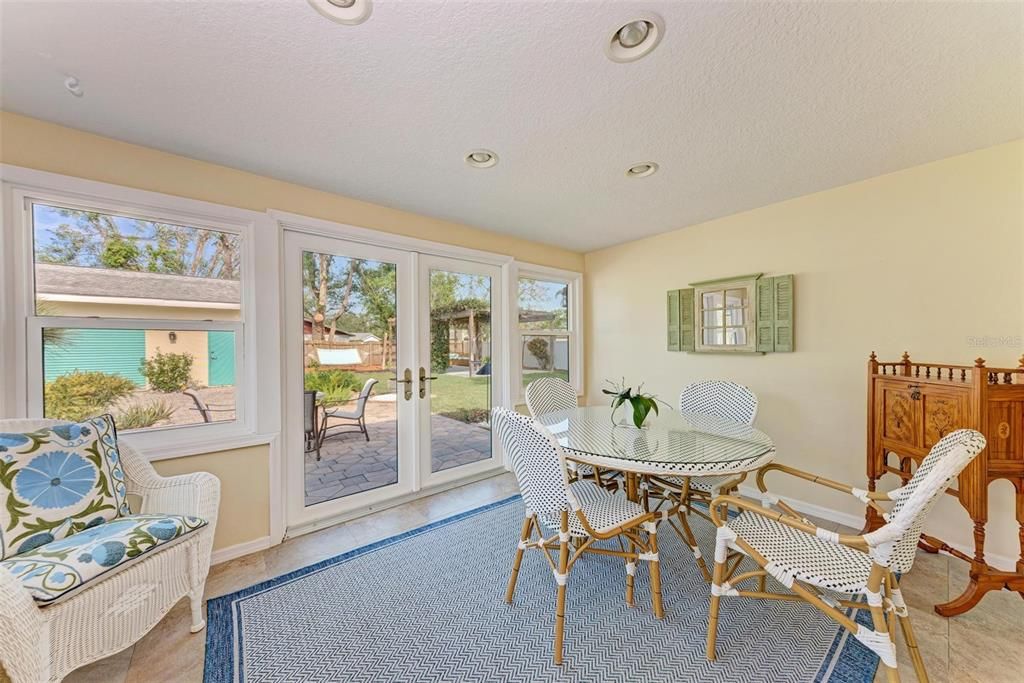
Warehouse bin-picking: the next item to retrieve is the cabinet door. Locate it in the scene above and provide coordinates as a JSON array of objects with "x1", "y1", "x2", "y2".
[
  {"x1": 879, "y1": 381, "x2": 919, "y2": 448},
  {"x1": 921, "y1": 386, "x2": 969, "y2": 449}
]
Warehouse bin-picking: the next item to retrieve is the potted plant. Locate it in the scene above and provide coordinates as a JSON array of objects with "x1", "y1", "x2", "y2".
[{"x1": 602, "y1": 378, "x2": 670, "y2": 428}]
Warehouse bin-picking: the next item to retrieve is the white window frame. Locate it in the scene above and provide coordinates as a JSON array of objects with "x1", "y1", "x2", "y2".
[
  {"x1": 1, "y1": 165, "x2": 280, "y2": 459},
  {"x1": 512, "y1": 263, "x2": 583, "y2": 402},
  {"x1": 694, "y1": 278, "x2": 757, "y2": 353}
]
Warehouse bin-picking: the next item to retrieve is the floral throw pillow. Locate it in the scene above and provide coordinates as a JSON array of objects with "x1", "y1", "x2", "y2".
[{"x1": 0, "y1": 415, "x2": 130, "y2": 560}]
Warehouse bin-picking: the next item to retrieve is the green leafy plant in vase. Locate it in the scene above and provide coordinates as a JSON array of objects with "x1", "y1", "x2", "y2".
[{"x1": 602, "y1": 378, "x2": 670, "y2": 428}]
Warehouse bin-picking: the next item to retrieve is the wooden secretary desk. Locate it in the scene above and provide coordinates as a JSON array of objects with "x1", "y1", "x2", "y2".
[{"x1": 865, "y1": 352, "x2": 1024, "y2": 616}]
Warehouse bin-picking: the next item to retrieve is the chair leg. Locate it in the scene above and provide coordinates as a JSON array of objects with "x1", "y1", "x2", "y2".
[
  {"x1": 868, "y1": 599, "x2": 900, "y2": 682},
  {"x1": 676, "y1": 508, "x2": 712, "y2": 582},
  {"x1": 554, "y1": 511, "x2": 570, "y2": 665},
  {"x1": 646, "y1": 523, "x2": 664, "y2": 619},
  {"x1": 706, "y1": 534, "x2": 728, "y2": 660},
  {"x1": 891, "y1": 577, "x2": 928, "y2": 683},
  {"x1": 625, "y1": 536, "x2": 636, "y2": 607},
  {"x1": 362, "y1": 416, "x2": 370, "y2": 442},
  {"x1": 505, "y1": 515, "x2": 533, "y2": 604},
  {"x1": 189, "y1": 586, "x2": 207, "y2": 633}
]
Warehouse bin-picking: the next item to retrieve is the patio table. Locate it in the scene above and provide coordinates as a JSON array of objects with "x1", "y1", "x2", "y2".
[{"x1": 535, "y1": 406, "x2": 775, "y2": 503}]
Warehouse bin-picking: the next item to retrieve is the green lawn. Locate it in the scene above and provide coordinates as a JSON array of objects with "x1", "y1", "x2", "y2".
[{"x1": 347, "y1": 369, "x2": 568, "y2": 422}]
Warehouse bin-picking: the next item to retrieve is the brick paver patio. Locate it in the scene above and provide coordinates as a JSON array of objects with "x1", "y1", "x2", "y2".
[{"x1": 304, "y1": 398, "x2": 492, "y2": 506}]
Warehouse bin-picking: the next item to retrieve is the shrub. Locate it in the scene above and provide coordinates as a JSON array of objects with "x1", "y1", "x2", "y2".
[
  {"x1": 140, "y1": 351, "x2": 194, "y2": 392},
  {"x1": 44, "y1": 371, "x2": 136, "y2": 422},
  {"x1": 116, "y1": 400, "x2": 175, "y2": 430},
  {"x1": 440, "y1": 407, "x2": 490, "y2": 425},
  {"x1": 304, "y1": 369, "x2": 361, "y2": 406},
  {"x1": 526, "y1": 337, "x2": 552, "y2": 370}
]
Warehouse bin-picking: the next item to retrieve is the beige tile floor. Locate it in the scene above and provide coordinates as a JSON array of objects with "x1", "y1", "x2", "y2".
[{"x1": 64, "y1": 473, "x2": 1022, "y2": 683}]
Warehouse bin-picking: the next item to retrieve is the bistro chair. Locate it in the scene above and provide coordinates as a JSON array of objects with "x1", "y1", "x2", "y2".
[
  {"x1": 646, "y1": 380, "x2": 758, "y2": 580},
  {"x1": 706, "y1": 429, "x2": 986, "y2": 682},
  {"x1": 493, "y1": 407, "x2": 663, "y2": 665},
  {"x1": 525, "y1": 377, "x2": 613, "y2": 489},
  {"x1": 321, "y1": 378, "x2": 378, "y2": 448}
]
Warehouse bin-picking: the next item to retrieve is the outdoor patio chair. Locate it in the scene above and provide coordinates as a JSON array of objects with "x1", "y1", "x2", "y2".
[
  {"x1": 525, "y1": 377, "x2": 615, "y2": 490},
  {"x1": 493, "y1": 408, "x2": 663, "y2": 665},
  {"x1": 184, "y1": 388, "x2": 235, "y2": 424},
  {"x1": 645, "y1": 380, "x2": 758, "y2": 581},
  {"x1": 304, "y1": 389, "x2": 323, "y2": 459},
  {"x1": 321, "y1": 378, "x2": 378, "y2": 448},
  {"x1": 706, "y1": 429, "x2": 986, "y2": 682}
]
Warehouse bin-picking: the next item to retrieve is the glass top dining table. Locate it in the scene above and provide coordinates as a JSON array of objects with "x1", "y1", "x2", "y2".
[{"x1": 535, "y1": 406, "x2": 776, "y2": 478}]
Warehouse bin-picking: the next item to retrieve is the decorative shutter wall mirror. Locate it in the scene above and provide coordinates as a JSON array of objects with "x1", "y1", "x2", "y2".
[{"x1": 667, "y1": 273, "x2": 794, "y2": 353}]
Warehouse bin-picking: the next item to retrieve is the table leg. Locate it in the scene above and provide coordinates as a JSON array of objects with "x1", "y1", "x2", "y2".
[{"x1": 625, "y1": 472, "x2": 639, "y2": 503}]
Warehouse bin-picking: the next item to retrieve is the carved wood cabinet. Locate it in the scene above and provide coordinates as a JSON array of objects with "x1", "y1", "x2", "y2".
[{"x1": 865, "y1": 352, "x2": 1024, "y2": 616}]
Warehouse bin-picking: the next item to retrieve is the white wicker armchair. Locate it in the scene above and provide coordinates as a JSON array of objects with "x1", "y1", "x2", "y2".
[{"x1": 0, "y1": 419, "x2": 220, "y2": 683}]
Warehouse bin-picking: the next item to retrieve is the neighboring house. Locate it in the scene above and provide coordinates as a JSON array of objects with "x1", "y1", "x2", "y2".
[
  {"x1": 37, "y1": 263, "x2": 239, "y2": 387},
  {"x1": 301, "y1": 319, "x2": 380, "y2": 344}
]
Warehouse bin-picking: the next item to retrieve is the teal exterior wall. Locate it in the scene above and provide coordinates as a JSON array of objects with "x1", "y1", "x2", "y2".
[
  {"x1": 43, "y1": 328, "x2": 147, "y2": 385},
  {"x1": 207, "y1": 330, "x2": 236, "y2": 386}
]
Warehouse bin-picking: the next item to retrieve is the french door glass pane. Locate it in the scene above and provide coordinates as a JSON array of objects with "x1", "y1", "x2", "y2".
[
  {"x1": 428, "y1": 269, "x2": 493, "y2": 473},
  {"x1": 302, "y1": 251, "x2": 398, "y2": 506}
]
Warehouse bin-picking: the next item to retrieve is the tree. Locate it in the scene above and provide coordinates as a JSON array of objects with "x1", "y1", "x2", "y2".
[{"x1": 35, "y1": 206, "x2": 239, "y2": 280}]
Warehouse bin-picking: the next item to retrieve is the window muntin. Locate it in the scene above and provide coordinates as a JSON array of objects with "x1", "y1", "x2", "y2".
[
  {"x1": 27, "y1": 200, "x2": 245, "y2": 434},
  {"x1": 32, "y1": 202, "x2": 241, "y2": 320},
  {"x1": 696, "y1": 281, "x2": 755, "y2": 352}
]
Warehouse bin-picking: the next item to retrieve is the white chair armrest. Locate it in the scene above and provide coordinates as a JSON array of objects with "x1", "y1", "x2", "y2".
[
  {"x1": 118, "y1": 439, "x2": 220, "y2": 523},
  {"x1": 0, "y1": 566, "x2": 48, "y2": 683}
]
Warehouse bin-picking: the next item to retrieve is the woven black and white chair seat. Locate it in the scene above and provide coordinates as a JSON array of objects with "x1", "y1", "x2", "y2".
[
  {"x1": 535, "y1": 481, "x2": 645, "y2": 537},
  {"x1": 724, "y1": 512, "x2": 873, "y2": 593}
]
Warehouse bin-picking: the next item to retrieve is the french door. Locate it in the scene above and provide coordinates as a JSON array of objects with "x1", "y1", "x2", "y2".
[{"x1": 284, "y1": 230, "x2": 504, "y2": 530}]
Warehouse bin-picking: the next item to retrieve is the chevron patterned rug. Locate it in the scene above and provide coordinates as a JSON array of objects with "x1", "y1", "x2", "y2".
[{"x1": 205, "y1": 495, "x2": 879, "y2": 682}]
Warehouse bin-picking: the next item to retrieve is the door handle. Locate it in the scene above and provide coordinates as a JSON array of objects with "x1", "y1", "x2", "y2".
[
  {"x1": 419, "y1": 367, "x2": 438, "y2": 399},
  {"x1": 396, "y1": 368, "x2": 414, "y2": 401}
]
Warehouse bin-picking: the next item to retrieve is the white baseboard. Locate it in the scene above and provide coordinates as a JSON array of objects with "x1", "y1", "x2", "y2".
[
  {"x1": 211, "y1": 535, "x2": 273, "y2": 565},
  {"x1": 737, "y1": 485, "x2": 1018, "y2": 572}
]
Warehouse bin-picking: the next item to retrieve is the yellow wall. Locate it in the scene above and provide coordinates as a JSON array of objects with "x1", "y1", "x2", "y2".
[
  {"x1": 585, "y1": 140, "x2": 1024, "y2": 565},
  {"x1": 151, "y1": 445, "x2": 270, "y2": 551},
  {"x1": 0, "y1": 112, "x2": 583, "y2": 272},
  {"x1": 144, "y1": 329, "x2": 209, "y2": 386}
]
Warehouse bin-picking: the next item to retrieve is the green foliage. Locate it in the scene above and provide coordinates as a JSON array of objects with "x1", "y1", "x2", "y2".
[
  {"x1": 526, "y1": 337, "x2": 553, "y2": 370},
  {"x1": 304, "y1": 369, "x2": 361, "y2": 406},
  {"x1": 431, "y1": 320, "x2": 450, "y2": 375},
  {"x1": 44, "y1": 371, "x2": 136, "y2": 422},
  {"x1": 438, "y1": 407, "x2": 490, "y2": 425},
  {"x1": 99, "y1": 235, "x2": 142, "y2": 270},
  {"x1": 116, "y1": 400, "x2": 175, "y2": 430},
  {"x1": 601, "y1": 378, "x2": 669, "y2": 429},
  {"x1": 140, "y1": 351, "x2": 194, "y2": 392}
]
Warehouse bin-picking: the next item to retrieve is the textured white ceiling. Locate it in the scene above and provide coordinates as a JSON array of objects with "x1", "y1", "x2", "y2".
[{"x1": 2, "y1": 1, "x2": 1021, "y2": 252}]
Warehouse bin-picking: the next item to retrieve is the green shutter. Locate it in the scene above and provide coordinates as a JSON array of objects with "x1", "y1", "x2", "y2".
[
  {"x1": 208, "y1": 330, "x2": 236, "y2": 386},
  {"x1": 667, "y1": 290, "x2": 681, "y2": 351},
  {"x1": 679, "y1": 288, "x2": 695, "y2": 352},
  {"x1": 773, "y1": 274, "x2": 794, "y2": 352},
  {"x1": 43, "y1": 329, "x2": 146, "y2": 385},
  {"x1": 756, "y1": 277, "x2": 775, "y2": 353}
]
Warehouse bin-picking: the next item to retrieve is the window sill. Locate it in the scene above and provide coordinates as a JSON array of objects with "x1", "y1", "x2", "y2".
[{"x1": 121, "y1": 430, "x2": 279, "y2": 462}]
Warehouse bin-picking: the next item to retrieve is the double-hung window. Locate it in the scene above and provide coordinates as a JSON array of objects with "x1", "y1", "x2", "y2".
[
  {"x1": 515, "y1": 266, "x2": 582, "y2": 401},
  {"x1": 7, "y1": 179, "x2": 259, "y2": 450}
]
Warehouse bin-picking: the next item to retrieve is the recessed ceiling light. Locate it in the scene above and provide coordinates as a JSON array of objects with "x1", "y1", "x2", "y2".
[
  {"x1": 308, "y1": 0, "x2": 371, "y2": 25},
  {"x1": 465, "y1": 149, "x2": 498, "y2": 169},
  {"x1": 626, "y1": 162, "x2": 658, "y2": 178},
  {"x1": 64, "y1": 75, "x2": 84, "y2": 97},
  {"x1": 606, "y1": 14, "x2": 664, "y2": 63}
]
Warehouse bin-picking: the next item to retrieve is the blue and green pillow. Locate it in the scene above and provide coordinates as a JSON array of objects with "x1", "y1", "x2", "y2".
[{"x1": 0, "y1": 415, "x2": 130, "y2": 560}]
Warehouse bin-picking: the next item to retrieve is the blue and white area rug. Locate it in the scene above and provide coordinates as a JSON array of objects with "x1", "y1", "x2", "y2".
[{"x1": 205, "y1": 496, "x2": 878, "y2": 682}]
